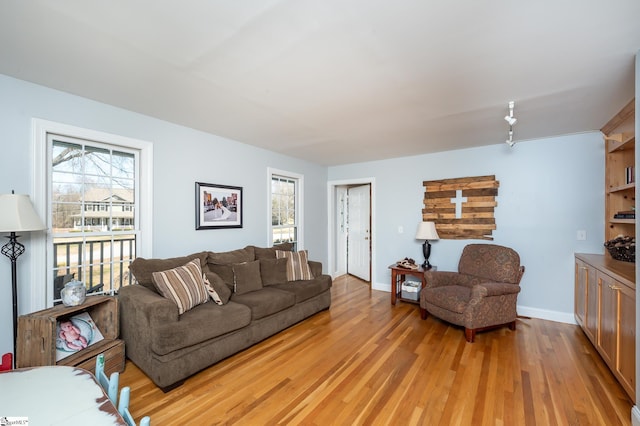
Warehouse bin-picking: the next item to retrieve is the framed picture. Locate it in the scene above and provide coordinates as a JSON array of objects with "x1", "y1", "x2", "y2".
[{"x1": 195, "y1": 182, "x2": 243, "y2": 229}]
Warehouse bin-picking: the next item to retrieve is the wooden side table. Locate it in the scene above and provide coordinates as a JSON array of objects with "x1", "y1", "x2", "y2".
[{"x1": 389, "y1": 264, "x2": 427, "y2": 305}]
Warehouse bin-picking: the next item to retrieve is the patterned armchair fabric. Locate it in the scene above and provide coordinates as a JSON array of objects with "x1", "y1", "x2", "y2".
[{"x1": 420, "y1": 244, "x2": 525, "y2": 342}]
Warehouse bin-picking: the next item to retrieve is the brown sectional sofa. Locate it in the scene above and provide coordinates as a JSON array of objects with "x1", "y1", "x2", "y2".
[{"x1": 118, "y1": 244, "x2": 332, "y2": 391}]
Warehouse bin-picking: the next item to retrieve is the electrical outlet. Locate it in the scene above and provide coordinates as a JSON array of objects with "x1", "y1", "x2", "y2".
[
  {"x1": 398, "y1": 226, "x2": 404, "y2": 234},
  {"x1": 577, "y1": 230, "x2": 587, "y2": 241}
]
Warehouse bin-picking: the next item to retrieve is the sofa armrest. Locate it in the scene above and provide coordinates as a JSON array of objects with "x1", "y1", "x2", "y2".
[
  {"x1": 308, "y1": 260, "x2": 323, "y2": 277},
  {"x1": 119, "y1": 284, "x2": 178, "y2": 326},
  {"x1": 118, "y1": 284, "x2": 179, "y2": 365}
]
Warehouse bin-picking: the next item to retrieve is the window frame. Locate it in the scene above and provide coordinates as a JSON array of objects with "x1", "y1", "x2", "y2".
[
  {"x1": 32, "y1": 119, "x2": 153, "y2": 311},
  {"x1": 267, "y1": 168, "x2": 304, "y2": 250}
]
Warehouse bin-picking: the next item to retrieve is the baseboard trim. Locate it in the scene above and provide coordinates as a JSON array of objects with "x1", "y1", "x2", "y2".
[
  {"x1": 517, "y1": 305, "x2": 576, "y2": 325},
  {"x1": 372, "y1": 282, "x2": 390, "y2": 292},
  {"x1": 632, "y1": 405, "x2": 640, "y2": 426}
]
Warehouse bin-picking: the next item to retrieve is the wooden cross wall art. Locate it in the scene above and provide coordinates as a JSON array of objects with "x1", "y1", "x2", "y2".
[{"x1": 422, "y1": 175, "x2": 499, "y2": 240}]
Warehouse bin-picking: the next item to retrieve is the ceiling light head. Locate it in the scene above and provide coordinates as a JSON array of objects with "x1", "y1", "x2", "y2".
[
  {"x1": 504, "y1": 100, "x2": 517, "y2": 147},
  {"x1": 504, "y1": 115, "x2": 517, "y2": 126}
]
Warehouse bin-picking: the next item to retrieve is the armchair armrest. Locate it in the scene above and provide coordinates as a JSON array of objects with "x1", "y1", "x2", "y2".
[
  {"x1": 424, "y1": 271, "x2": 479, "y2": 289},
  {"x1": 471, "y1": 282, "x2": 521, "y2": 299}
]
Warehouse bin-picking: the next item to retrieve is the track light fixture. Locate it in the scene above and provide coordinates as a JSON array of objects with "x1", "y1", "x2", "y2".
[{"x1": 504, "y1": 101, "x2": 517, "y2": 147}]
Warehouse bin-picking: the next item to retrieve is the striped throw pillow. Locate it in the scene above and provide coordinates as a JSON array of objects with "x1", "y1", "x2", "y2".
[
  {"x1": 152, "y1": 258, "x2": 209, "y2": 314},
  {"x1": 275, "y1": 250, "x2": 315, "y2": 281}
]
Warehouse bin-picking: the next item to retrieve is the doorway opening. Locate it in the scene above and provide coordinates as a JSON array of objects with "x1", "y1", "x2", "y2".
[{"x1": 327, "y1": 178, "x2": 375, "y2": 286}]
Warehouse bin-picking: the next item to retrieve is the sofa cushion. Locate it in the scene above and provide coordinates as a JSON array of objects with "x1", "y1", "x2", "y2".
[
  {"x1": 270, "y1": 275, "x2": 332, "y2": 303},
  {"x1": 230, "y1": 287, "x2": 296, "y2": 320},
  {"x1": 130, "y1": 251, "x2": 209, "y2": 292},
  {"x1": 208, "y1": 264, "x2": 234, "y2": 289},
  {"x1": 422, "y1": 285, "x2": 471, "y2": 314},
  {"x1": 233, "y1": 260, "x2": 263, "y2": 294},
  {"x1": 260, "y1": 258, "x2": 289, "y2": 286},
  {"x1": 252, "y1": 242, "x2": 294, "y2": 260},
  {"x1": 204, "y1": 271, "x2": 232, "y2": 304},
  {"x1": 276, "y1": 250, "x2": 314, "y2": 281},
  {"x1": 151, "y1": 301, "x2": 252, "y2": 355},
  {"x1": 207, "y1": 246, "x2": 255, "y2": 265},
  {"x1": 203, "y1": 274, "x2": 224, "y2": 305},
  {"x1": 151, "y1": 259, "x2": 210, "y2": 315}
]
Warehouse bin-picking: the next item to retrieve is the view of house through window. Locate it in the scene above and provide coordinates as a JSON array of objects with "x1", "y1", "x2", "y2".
[
  {"x1": 271, "y1": 174, "x2": 299, "y2": 250},
  {"x1": 50, "y1": 134, "x2": 139, "y2": 302}
]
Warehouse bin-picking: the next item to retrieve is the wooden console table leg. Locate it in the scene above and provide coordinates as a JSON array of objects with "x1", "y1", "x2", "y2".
[{"x1": 391, "y1": 269, "x2": 398, "y2": 305}]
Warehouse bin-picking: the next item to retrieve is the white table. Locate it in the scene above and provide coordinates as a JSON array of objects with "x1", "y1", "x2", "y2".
[{"x1": 0, "y1": 365, "x2": 126, "y2": 425}]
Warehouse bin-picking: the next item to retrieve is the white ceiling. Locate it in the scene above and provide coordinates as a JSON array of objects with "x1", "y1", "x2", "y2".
[{"x1": 1, "y1": 1, "x2": 638, "y2": 166}]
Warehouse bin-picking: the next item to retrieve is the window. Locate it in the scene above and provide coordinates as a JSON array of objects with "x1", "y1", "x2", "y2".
[
  {"x1": 49, "y1": 134, "x2": 140, "y2": 302},
  {"x1": 269, "y1": 169, "x2": 303, "y2": 250}
]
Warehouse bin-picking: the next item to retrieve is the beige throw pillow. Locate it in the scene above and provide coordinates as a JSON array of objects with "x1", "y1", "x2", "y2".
[
  {"x1": 275, "y1": 250, "x2": 314, "y2": 281},
  {"x1": 152, "y1": 258, "x2": 209, "y2": 315}
]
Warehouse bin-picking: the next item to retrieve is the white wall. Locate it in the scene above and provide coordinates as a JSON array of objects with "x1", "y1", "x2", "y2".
[
  {"x1": 0, "y1": 74, "x2": 328, "y2": 356},
  {"x1": 328, "y1": 133, "x2": 605, "y2": 323},
  {"x1": 0, "y1": 71, "x2": 610, "y2": 358}
]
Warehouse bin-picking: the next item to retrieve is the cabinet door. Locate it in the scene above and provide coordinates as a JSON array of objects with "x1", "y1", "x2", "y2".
[
  {"x1": 574, "y1": 260, "x2": 587, "y2": 328},
  {"x1": 584, "y1": 264, "x2": 598, "y2": 342},
  {"x1": 616, "y1": 283, "x2": 636, "y2": 399},
  {"x1": 597, "y1": 272, "x2": 617, "y2": 367}
]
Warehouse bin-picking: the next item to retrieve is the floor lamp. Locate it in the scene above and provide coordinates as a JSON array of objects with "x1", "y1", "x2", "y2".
[{"x1": 0, "y1": 191, "x2": 46, "y2": 368}]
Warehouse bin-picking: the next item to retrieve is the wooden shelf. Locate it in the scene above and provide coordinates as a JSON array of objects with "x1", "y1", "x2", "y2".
[
  {"x1": 607, "y1": 182, "x2": 635, "y2": 193},
  {"x1": 610, "y1": 218, "x2": 635, "y2": 225},
  {"x1": 603, "y1": 99, "x2": 636, "y2": 244},
  {"x1": 605, "y1": 132, "x2": 635, "y2": 152}
]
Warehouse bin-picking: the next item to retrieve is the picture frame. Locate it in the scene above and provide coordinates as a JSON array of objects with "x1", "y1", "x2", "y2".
[{"x1": 195, "y1": 182, "x2": 243, "y2": 229}]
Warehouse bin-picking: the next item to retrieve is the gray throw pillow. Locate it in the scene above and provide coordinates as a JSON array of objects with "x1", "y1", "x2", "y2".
[
  {"x1": 204, "y1": 271, "x2": 232, "y2": 304},
  {"x1": 260, "y1": 258, "x2": 288, "y2": 285},
  {"x1": 232, "y1": 260, "x2": 263, "y2": 294}
]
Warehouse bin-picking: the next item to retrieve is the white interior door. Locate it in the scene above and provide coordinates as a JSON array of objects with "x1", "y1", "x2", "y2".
[{"x1": 347, "y1": 185, "x2": 371, "y2": 281}]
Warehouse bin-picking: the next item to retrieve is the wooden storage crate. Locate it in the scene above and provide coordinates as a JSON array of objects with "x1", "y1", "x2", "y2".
[{"x1": 17, "y1": 295, "x2": 125, "y2": 375}]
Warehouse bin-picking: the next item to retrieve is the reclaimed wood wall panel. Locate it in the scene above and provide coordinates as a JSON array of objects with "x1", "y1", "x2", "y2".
[{"x1": 423, "y1": 175, "x2": 499, "y2": 240}]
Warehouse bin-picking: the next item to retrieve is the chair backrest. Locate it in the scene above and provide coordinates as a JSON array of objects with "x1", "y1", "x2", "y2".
[
  {"x1": 95, "y1": 353, "x2": 119, "y2": 404},
  {"x1": 118, "y1": 386, "x2": 151, "y2": 426},
  {"x1": 458, "y1": 244, "x2": 523, "y2": 284}
]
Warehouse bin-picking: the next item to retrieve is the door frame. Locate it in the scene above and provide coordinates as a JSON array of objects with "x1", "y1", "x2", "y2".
[{"x1": 327, "y1": 177, "x2": 377, "y2": 287}]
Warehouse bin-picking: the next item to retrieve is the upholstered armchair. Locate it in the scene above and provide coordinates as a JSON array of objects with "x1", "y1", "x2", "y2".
[{"x1": 419, "y1": 243, "x2": 525, "y2": 342}]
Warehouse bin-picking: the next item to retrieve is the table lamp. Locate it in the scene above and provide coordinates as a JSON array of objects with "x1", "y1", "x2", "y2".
[
  {"x1": 415, "y1": 221, "x2": 439, "y2": 270},
  {"x1": 0, "y1": 191, "x2": 46, "y2": 368}
]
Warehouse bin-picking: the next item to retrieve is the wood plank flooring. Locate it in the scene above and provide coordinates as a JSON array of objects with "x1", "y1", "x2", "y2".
[{"x1": 119, "y1": 275, "x2": 633, "y2": 425}]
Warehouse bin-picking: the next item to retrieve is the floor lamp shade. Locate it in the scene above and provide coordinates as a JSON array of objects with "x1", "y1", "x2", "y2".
[
  {"x1": 0, "y1": 193, "x2": 46, "y2": 369},
  {"x1": 0, "y1": 194, "x2": 46, "y2": 232}
]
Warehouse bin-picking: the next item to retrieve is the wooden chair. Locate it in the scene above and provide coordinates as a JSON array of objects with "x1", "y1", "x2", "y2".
[
  {"x1": 118, "y1": 386, "x2": 151, "y2": 426},
  {"x1": 95, "y1": 353, "x2": 119, "y2": 404}
]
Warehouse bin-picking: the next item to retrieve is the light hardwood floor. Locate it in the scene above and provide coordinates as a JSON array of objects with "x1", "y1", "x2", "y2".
[{"x1": 119, "y1": 275, "x2": 633, "y2": 425}]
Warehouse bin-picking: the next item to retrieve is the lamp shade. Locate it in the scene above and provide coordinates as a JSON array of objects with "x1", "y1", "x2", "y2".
[
  {"x1": 415, "y1": 221, "x2": 439, "y2": 240},
  {"x1": 0, "y1": 193, "x2": 46, "y2": 232}
]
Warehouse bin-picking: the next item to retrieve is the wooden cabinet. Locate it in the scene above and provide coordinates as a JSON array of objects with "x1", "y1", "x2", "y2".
[
  {"x1": 602, "y1": 99, "x2": 635, "y2": 243},
  {"x1": 575, "y1": 254, "x2": 635, "y2": 400},
  {"x1": 574, "y1": 258, "x2": 598, "y2": 341},
  {"x1": 16, "y1": 295, "x2": 124, "y2": 376}
]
